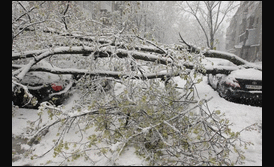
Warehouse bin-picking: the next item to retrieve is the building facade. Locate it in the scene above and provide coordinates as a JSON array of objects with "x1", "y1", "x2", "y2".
[
  {"x1": 75, "y1": 1, "x2": 114, "y2": 25},
  {"x1": 226, "y1": 1, "x2": 262, "y2": 62}
]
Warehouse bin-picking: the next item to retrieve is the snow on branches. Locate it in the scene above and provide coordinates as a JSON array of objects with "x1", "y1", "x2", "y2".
[{"x1": 12, "y1": 2, "x2": 258, "y2": 165}]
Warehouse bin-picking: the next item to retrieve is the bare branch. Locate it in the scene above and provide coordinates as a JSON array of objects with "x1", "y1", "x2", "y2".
[
  {"x1": 17, "y1": 1, "x2": 32, "y2": 23},
  {"x1": 13, "y1": 20, "x2": 47, "y2": 40},
  {"x1": 12, "y1": 1, "x2": 46, "y2": 25},
  {"x1": 185, "y1": 1, "x2": 210, "y2": 48},
  {"x1": 136, "y1": 35, "x2": 167, "y2": 55}
]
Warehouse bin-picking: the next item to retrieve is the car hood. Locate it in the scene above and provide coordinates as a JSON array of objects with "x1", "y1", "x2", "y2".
[{"x1": 229, "y1": 68, "x2": 262, "y2": 80}]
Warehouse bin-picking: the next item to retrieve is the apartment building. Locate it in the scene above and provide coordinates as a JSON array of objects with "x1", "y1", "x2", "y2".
[
  {"x1": 226, "y1": 1, "x2": 262, "y2": 62},
  {"x1": 75, "y1": 1, "x2": 114, "y2": 25}
]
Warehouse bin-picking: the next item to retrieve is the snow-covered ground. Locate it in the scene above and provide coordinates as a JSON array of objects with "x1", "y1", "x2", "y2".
[{"x1": 12, "y1": 76, "x2": 262, "y2": 166}]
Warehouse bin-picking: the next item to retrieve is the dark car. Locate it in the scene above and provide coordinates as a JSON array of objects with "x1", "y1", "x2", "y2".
[
  {"x1": 12, "y1": 59, "x2": 115, "y2": 108},
  {"x1": 206, "y1": 58, "x2": 262, "y2": 106},
  {"x1": 12, "y1": 71, "x2": 73, "y2": 109}
]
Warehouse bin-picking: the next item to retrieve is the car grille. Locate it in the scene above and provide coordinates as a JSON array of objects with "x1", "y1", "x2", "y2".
[{"x1": 235, "y1": 78, "x2": 262, "y2": 91}]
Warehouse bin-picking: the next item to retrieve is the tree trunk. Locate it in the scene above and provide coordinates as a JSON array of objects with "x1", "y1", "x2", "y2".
[{"x1": 209, "y1": 7, "x2": 214, "y2": 50}]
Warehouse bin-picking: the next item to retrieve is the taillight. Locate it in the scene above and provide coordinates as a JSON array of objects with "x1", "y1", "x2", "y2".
[
  {"x1": 225, "y1": 79, "x2": 240, "y2": 88},
  {"x1": 51, "y1": 83, "x2": 63, "y2": 91}
]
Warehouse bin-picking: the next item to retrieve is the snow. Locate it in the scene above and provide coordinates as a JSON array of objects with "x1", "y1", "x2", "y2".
[
  {"x1": 206, "y1": 50, "x2": 262, "y2": 70},
  {"x1": 229, "y1": 68, "x2": 262, "y2": 80},
  {"x1": 202, "y1": 57, "x2": 237, "y2": 67},
  {"x1": 12, "y1": 76, "x2": 262, "y2": 166},
  {"x1": 202, "y1": 57, "x2": 239, "y2": 73},
  {"x1": 207, "y1": 50, "x2": 247, "y2": 64},
  {"x1": 110, "y1": 142, "x2": 123, "y2": 152},
  {"x1": 12, "y1": 108, "x2": 39, "y2": 138},
  {"x1": 141, "y1": 127, "x2": 151, "y2": 134},
  {"x1": 202, "y1": 58, "x2": 262, "y2": 84},
  {"x1": 115, "y1": 147, "x2": 147, "y2": 166},
  {"x1": 188, "y1": 76, "x2": 262, "y2": 166},
  {"x1": 114, "y1": 82, "x2": 127, "y2": 96}
]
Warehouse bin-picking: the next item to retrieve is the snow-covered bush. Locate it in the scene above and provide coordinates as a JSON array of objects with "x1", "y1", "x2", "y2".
[{"x1": 27, "y1": 70, "x2": 256, "y2": 165}]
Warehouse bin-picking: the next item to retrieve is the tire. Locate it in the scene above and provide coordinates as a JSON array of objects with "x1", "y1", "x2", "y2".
[
  {"x1": 217, "y1": 84, "x2": 231, "y2": 101},
  {"x1": 207, "y1": 74, "x2": 210, "y2": 85}
]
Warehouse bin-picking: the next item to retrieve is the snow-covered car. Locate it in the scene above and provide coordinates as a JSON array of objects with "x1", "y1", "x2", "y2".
[
  {"x1": 205, "y1": 58, "x2": 262, "y2": 105},
  {"x1": 12, "y1": 71, "x2": 73, "y2": 108},
  {"x1": 12, "y1": 60, "x2": 73, "y2": 108}
]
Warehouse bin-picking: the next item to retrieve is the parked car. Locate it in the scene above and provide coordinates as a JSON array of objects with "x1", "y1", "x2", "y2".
[
  {"x1": 12, "y1": 71, "x2": 73, "y2": 109},
  {"x1": 205, "y1": 58, "x2": 262, "y2": 106},
  {"x1": 12, "y1": 59, "x2": 116, "y2": 108}
]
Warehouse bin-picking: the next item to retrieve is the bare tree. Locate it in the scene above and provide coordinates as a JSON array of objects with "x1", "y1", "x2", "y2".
[{"x1": 180, "y1": 1, "x2": 239, "y2": 49}]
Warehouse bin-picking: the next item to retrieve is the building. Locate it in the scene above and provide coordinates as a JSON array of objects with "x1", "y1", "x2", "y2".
[
  {"x1": 226, "y1": 1, "x2": 262, "y2": 62},
  {"x1": 75, "y1": 1, "x2": 114, "y2": 25}
]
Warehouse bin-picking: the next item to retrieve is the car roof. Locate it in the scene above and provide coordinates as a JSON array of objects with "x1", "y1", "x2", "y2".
[
  {"x1": 21, "y1": 72, "x2": 72, "y2": 86},
  {"x1": 202, "y1": 58, "x2": 237, "y2": 67},
  {"x1": 21, "y1": 60, "x2": 72, "y2": 86},
  {"x1": 229, "y1": 68, "x2": 262, "y2": 80}
]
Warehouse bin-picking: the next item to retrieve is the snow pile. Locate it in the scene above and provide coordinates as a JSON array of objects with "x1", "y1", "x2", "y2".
[
  {"x1": 202, "y1": 57, "x2": 237, "y2": 67},
  {"x1": 230, "y1": 68, "x2": 262, "y2": 80}
]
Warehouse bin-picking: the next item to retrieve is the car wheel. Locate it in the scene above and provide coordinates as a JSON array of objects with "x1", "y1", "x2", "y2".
[
  {"x1": 207, "y1": 74, "x2": 210, "y2": 85},
  {"x1": 217, "y1": 84, "x2": 223, "y2": 97},
  {"x1": 217, "y1": 84, "x2": 232, "y2": 101}
]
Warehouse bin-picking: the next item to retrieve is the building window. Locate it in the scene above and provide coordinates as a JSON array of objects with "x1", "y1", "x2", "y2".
[{"x1": 248, "y1": 16, "x2": 255, "y2": 29}]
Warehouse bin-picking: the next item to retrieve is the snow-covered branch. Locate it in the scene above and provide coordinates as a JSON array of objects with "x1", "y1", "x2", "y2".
[
  {"x1": 12, "y1": 78, "x2": 34, "y2": 107},
  {"x1": 179, "y1": 33, "x2": 262, "y2": 70},
  {"x1": 12, "y1": 45, "x2": 175, "y2": 81},
  {"x1": 13, "y1": 64, "x2": 180, "y2": 80},
  {"x1": 14, "y1": 46, "x2": 94, "y2": 80},
  {"x1": 13, "y1": 45, "x2": 240, "y2": 82}
]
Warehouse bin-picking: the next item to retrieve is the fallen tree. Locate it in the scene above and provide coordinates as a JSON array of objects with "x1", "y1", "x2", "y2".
[
  {"x1": 12, "y1": 34, "x2": 255, "y2": 166},
  {"x1": 12, "y1": 44, "x2": 240, "y2": 82},
  {"x1": 12, "y1": 33, "x2": 245, "y2": 110},
  {"x1": 12, "y1": 2, "x2": 257, "y2": 166},
  {"x1": 13, "y1": 31, "x2": 261, "y2": 87},
  {"x1": 12, "y1": 64, "x2": 180, "y2": 80}
]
